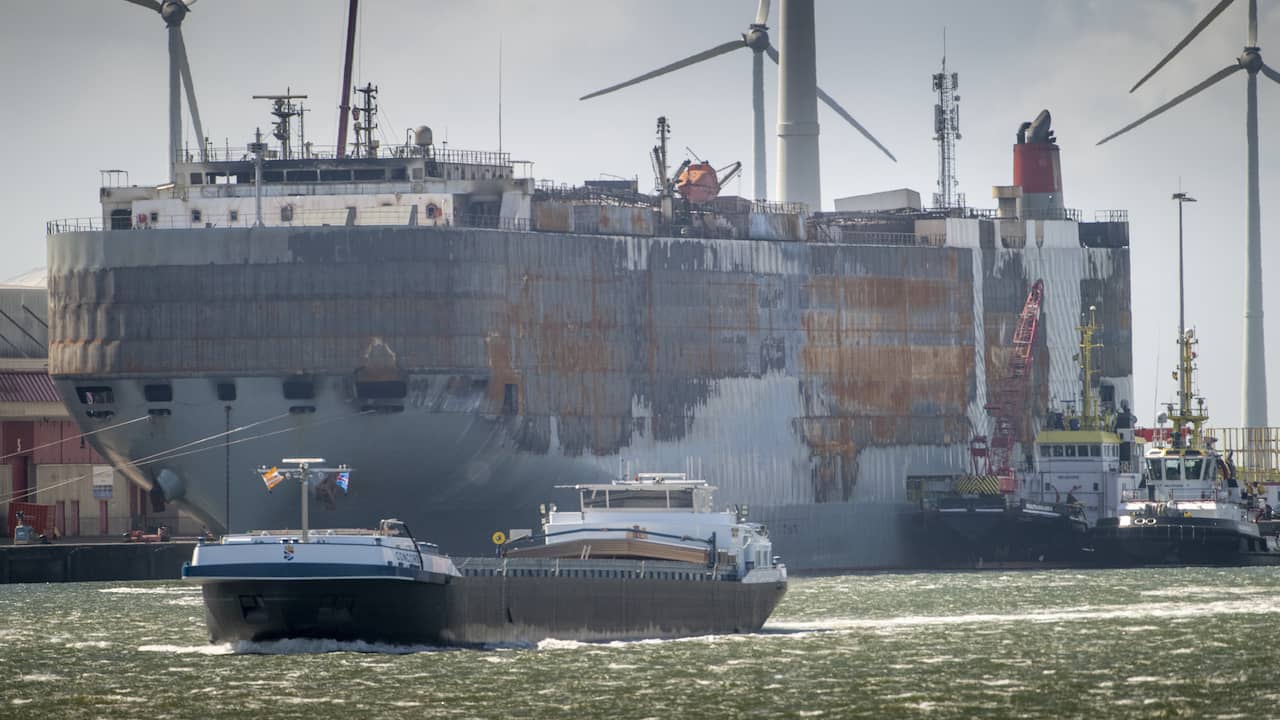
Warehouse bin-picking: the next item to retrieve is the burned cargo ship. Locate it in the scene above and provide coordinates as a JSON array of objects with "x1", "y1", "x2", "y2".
[{"x1": 45, "y1": 98, "x2": 1133, "y2": 571}]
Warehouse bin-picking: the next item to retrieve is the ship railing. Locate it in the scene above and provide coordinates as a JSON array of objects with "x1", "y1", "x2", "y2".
[
  {"x1": 453, "y1": 556, "x2": 737, "y2": 581},
  {"x1": 1020, "y1": 207, "x2": 1082, "y2": 222},
  {"x1": 816, "y1": 229, "x2": 920, "y2": 246},
  {"x1": 46, "y1": 217, "x2": 103, "y2": 233},
  {"x1": 917, "y1": 206, "x2": 1001, "y2": 219},
  {"x1": 1093, "y1": 210, "x2": 1129, "y2": 223},
  {"x1": 52, "y1": 209, "x2": 533, "y2": 232},
  {"x1": 499, "y1": 526, "x2": 716, "y2": 554},
  {"x1": 751, "y1": 199, "x2": 808, "y2": 215},
  {"x1": 1120, "y1": 487, "x2": 1221, "y2": 503},
  {"x1": 177, "y1": 144, "x2": 517, "y2": 168},
  {"x1": 1207, "y1": 426, "x2": 1280, "y2": 486}
]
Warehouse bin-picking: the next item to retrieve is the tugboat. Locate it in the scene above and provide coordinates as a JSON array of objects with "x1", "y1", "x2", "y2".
[
  {"x1": 1090, "y1": 193, "x2": 1279, "y2": 566},
  {"x1": 919, "y1": 304, "x2": 1141, "y2": 567},
  {"x1": 1090, "y1": 327, "x2": 1280, "y2": 566},
  {"x1": 184, "y1": 464, "x2": 787, "y2": 646}
]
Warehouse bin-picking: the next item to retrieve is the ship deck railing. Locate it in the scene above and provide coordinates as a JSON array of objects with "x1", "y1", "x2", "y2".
[
  {"x1": 177, "y1": 144, "x2": 517, "y2": 169},
  {"x1": 1120, "y1": 487, "x2": 1225, "y2": 503},
  {"x1": 48, "y1": 211, "x2": 533, "y2": 234},
  {"x1": 453, "y1": 556, "x2": 740, "y2": 582}
]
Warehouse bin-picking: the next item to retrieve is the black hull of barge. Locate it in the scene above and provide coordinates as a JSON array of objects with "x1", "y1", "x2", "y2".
[
  {"x1": 201, "y1": 572, "x2": 787, "y2": 646},
  {"x1": 1090, "y1": 518, "x2": 1280, "y2": 567}
]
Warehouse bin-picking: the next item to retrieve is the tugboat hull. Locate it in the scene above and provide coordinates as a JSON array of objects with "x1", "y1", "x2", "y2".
[
  {"x1": 1091, "y1": 517, "x2": 1280, "y2": 567},
  {"x1": 916, "y1": 498, "x2": 1091, "y2": 568}
]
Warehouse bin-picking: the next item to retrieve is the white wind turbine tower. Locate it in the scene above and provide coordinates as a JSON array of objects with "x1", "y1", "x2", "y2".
[
  {"x1": 580, "y1": 0, "x2": 895, "y2": 204},
  {"x1": 124, "y1": 0, "x2": 207, "y2": 182},
  {"x1": 1097, "y1": 0, "x2": 1279, "y2": 429}
]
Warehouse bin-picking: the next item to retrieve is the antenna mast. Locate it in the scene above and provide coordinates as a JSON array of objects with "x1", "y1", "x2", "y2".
[
  {"x1": 932, "y1": 29, "x2": 963, "y2": 209},
  {"x1": 252, "y1": 91, "x2": 309, "y2": 160},
  {"x1": 353, "y1": 83, "x2": 379, "y2": 158},
  {"x1": 1077, "y1": 305, "x2": 1104, "y2": 430}
]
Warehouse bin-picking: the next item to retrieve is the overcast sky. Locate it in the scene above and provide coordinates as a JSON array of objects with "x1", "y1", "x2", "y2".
[{"x1": 2, "y1": 0, "x2": 1278, "y2": 427}]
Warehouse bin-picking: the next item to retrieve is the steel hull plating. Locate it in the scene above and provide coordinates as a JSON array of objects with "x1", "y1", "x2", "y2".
[
  {"x1": 1091, "y1": 517, "x2": 1280, "y2": 567},
  {"x1": 917, "y1": 504, "x2": 1090, "y2": 568},
  {"x1": 200, "y1": 572, "x2": 786, "y2": 646},
  {"x1": 48, "y1": 224, "x2": 1133, "y2": 570}
]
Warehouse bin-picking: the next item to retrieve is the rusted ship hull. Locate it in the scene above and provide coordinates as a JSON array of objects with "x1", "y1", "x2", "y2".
[{"x1": 47, "y1": 223, "x2": 1132, "y2": 570}]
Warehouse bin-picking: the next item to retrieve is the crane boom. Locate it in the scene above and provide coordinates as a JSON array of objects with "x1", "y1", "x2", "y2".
[{"x1": 981, "y1": 279, "x2": 1044, "y2": 493}]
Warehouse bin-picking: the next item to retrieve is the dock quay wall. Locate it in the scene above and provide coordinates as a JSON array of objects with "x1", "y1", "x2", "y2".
[{"x1": 0, "y1": 542, "x2": 194, "y2": 584}]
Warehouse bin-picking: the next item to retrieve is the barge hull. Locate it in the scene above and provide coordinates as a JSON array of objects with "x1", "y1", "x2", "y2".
[{"x1": 201, "y1": 570, "x2": 786, "y2": 646}]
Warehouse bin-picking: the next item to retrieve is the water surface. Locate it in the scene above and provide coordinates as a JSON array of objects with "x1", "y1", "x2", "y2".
[{"x1": 3, "y1": 568, "x2": 1279, "y2": 718}]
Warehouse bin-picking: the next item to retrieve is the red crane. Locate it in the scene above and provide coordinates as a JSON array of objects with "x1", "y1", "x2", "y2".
[{"x1": 973, "y1": 279, "x2": 1044, "y2": 493}]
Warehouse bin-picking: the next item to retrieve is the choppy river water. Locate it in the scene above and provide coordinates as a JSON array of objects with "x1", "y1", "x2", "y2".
[{"x1": 4, "y1": 568, "x2": 1280, "y2": 718}]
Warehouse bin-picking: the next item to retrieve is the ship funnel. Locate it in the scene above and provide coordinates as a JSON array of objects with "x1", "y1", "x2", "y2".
[{"x1": 1012, "y1": 108, "x2": 1063, "y2": 216}]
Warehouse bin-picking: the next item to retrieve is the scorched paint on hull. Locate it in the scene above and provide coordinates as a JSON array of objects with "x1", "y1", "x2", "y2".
[{"x1": 48, "y1": 224, "x2": 1132, "y2": 570}]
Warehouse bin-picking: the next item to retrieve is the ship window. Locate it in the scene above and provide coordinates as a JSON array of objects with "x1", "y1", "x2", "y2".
[
  {"x1": 1039, "y1": 446, "x2": 1050, "y2": 458},
  {"x1": 1065, "y1": 445, "x2": 1076, "y2": 457},
  {"x1": 286, "y1": 170, "x2": 318, "y2": 183},
  {"x1": 228, "y1": 210, "x2": 239, "y2": 224},
  {"x1": 390, "y1": 167, "x2": 408, "y2": 181},
  {"x1": 149, "y1": 211, "x2": 159, "y2": 223},
  {"x1": 320, "y1": 169, "x2": 352, "y2": 182},
  {"x1": 143, "y1": 384, "x2": 173, "y2": 402},
  {"x1": 356, "y1": 381, "x2": 407, "y2": 399},
  {"x1": 189, "y1": 172, "x2": 203, "y2": 185},
  {"x1": 1184, "y1": 459, "x2": 1205, "y2": 481},
  {"x1": 110, "y1": 209, "x2": 132, "y2": 230},
  {"x1": 1090, "y1": 445, "x2": 1102, "y2": 457},
  {"x1": 280, "y1": 205, "x2": 294, "y2": 222},
  {"x1": 353, "y1": 168, "x2": 385, "y2": 182},
  {"x1": 282, "y1": 379, "x2": 315, "y2": 400},
  {"x1": 263, "y1": 170, "x2": 284, "y2": 183},
  {"x1": 503, "y1": 384, "x2": 518, "y2": 414},
  {"x1": 1052, "y1": 445, "x2": 1064, "y2": 457},
  {"x1": 216, "y1": 382, "x2": 237, "y2": 402},
  {"x1": 190, "y1": 209, "x2": 202, "y2": 223},
  {"x1": 1077, "y1": 445, "x2": 1089, "y2": 457},
  {"x1": 76, "y1": 386, "x2": 114, "y2": 405}
]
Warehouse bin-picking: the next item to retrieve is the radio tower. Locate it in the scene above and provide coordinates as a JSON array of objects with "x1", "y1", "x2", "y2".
[{"x1": 932, "y1": 31, "x2": 963, "y2": 209}]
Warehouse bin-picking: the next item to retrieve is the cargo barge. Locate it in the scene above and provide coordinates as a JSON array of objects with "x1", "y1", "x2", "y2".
[{"x1": 183, "y1": 466, "x2": 786, "y2": 645}]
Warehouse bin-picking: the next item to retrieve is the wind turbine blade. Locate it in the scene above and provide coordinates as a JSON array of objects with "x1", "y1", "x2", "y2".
[
  {"x1": 122, "y1": 0, "x2": 163, "y2": 11},
  {"x1": 1262, "y1": 63, "x2": 1280, "y2": 85},
  {"x1": 174, "y1": 27, "x2": 206, "y2": 162},
  {"x1": 1099, "y1": 64, "x2": 1243, "y2": 145},
  {"x1": 754, "y1": 0, "x2": 771, "y2": 26},
  {"x1": 1249, "y1": 0, "x2": 1257, "y2": 46},
  {"x1": 1130, "y1": 0, "x2": 1235, "y2": 93},
  {"x1": 765, "y1": 45, "x2": 896, "y2": 162},
  {"x1": 580, "y1": 40, "x2": 744, "y2": 100},
  {"x1": 815, "y1": 86, "x2": 897, "y2": 162}
]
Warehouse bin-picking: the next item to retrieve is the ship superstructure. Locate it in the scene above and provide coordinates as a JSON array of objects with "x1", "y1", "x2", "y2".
[{"x1": 46, "y1": 91, "x2": 1134, "y2": 570}]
